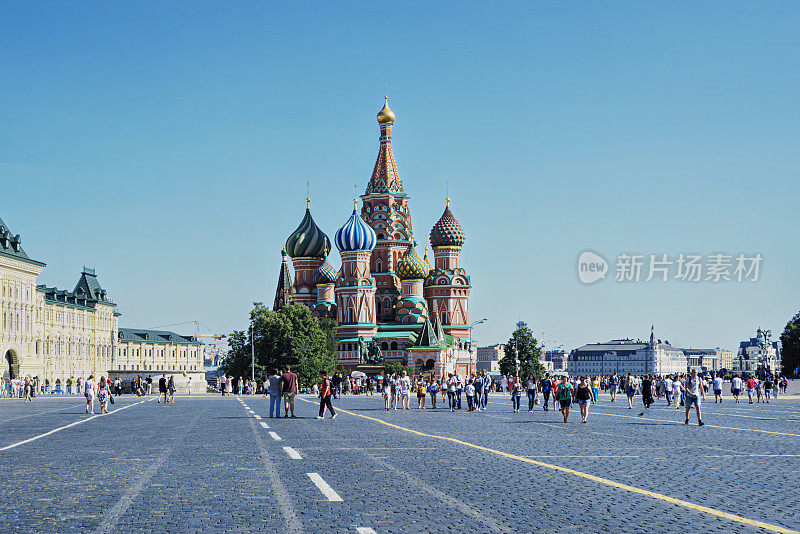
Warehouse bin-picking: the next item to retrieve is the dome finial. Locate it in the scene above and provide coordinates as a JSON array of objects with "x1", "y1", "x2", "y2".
[
  {"x1": 306, "y1": 180, "x2": 311, "y2": 209},
  {"x1": 353, "y1": 184, "x2": 358, "y2": 208},
  {"x1": 445, "y1": 180, "x2": 450, "y2": 208},
  {"x1": 377, "y1": 92, "x2": 395, "y2": 124}
]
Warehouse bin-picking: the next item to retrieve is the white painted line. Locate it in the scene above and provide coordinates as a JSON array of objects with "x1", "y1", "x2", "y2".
[
  {"x1": 356, "y1": 528, "x2": 377, "y2": 534},
  {"x1": 259, "y1": 421, "x2": 270, "y2": 429},
  {"x1": 306, "y1": 472, "x2": 343, "y2": 501},
  {"x1": 283, "y1": 446, "x2": 302, "y2": 460},
  {"x1": 248, "y1": 410, "x2": 255, "y2": 414},
  {"x1": 254, "y1": 415, "x2": 262, "y2": 420},
  {"x1": 268, "y1": 431, "x2": 282, "y2": 441},
  {"x1": 0, "y1": 398, "x2": 152, "y2": 452}
]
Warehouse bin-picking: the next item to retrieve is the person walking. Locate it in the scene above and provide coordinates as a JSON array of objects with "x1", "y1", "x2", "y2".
[
  {"x1": 510, "y1": 376, "x2": 523, "y2": 413},
  {"x1": 145, "y1": 375, "x2": 153, "y2": 396},
  {"x1": 625, "y1": 373, "x2": 637, "y2": 409},
  {"x1": 454, "y1": 372, "x2": 463, "y2": 410},
  {"x1": 481, "y1": 371, "x2": 492, "y2": 411},
  {"x1": 447, "y1": 373, "x2": 456, "y2": 412},
  {"x1": 98, "y1": 378, "x2": 110, "y2": 414},
  {"x1": 591, "y1": 376, "x2": 600, "y2": 403},
  {"x1": 526, "y1": 374, "x2": 537, "y2": 413},
  {"x1": 575, "y1": 377, "x2": 592, "y2": 423},
  {"x1": 764, "y1": 376, "x2": 773, "y2": 403},
  {"x1": 540, "y1": 373, "x2": 552, "y2": 411},
  {"x1": 267, "y1": 369, "x2": 282, "y2": 417},
  {"x1": 557, "y1": 376, "x2": 573, "y2": 423},
  {"x1": 429, "y1": 377, "x2": 439, "y2": 409},
  {"x1": 416, "y1": 377, "x2": 427, "y2": 409},
  {"x1": 316, "y1": 371, "x2": 336, "y2": 419},
  {"x1": 609, "y1": 372, "x2": 619, "y2": 402},
  {"x1": 731, "y1": 374, "x2": 742, "y2": 403},
  {"x1": 84, "y1": 375, "x2": 96, "y2": 414},
  {"x1": 167, "y1": 376, "x2": 176, "y2": 403},
  {"x1": 712, "y1": 373, "x2": 723, "y2": 403},
  {"x1": 186, "y1": 376, "x2": 192, "y2": 396},
  {"x1": 157, "y1": 374, "x2": 168, "y2": 403},
  {"x1": 682, "y1": 368, "x2": 706, "y2": 426},
  {"x1": 640, "y1": 375, "x2": 654, "y2": 414},
  {"x1": 281, "y1": 366, "x2": 298, "y2": 418},
  {"x1": 399, "y1": 371, "x2": 412, "y2": 410},
  {"x1": 745, "y1": 376, "x2": 757, "y2": 404}
]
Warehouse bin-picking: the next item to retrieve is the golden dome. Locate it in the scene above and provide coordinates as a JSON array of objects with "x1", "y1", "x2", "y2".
[{"x1": 377, "y1": 96, "x2": 395, "y2": 124}]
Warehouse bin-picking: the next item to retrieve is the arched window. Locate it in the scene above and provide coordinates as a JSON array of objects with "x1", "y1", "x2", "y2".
[
  {"x1": 381, "y1": 342, "x2": 388, "y2": 350},
  {"x1": 390, "y1": 341, "x2": 398, "y2": 351}
]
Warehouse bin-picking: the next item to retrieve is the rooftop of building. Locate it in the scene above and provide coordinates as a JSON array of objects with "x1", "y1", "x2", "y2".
[
  {"x1": 118, "y1": 328, "x2": 202, "y2": 346},
  {"x1": 36, "y1": 267, "x2": 115, "y2": 312},
  {"x1": 0, "y1": 216, "x2": 45, "y2": 266}
]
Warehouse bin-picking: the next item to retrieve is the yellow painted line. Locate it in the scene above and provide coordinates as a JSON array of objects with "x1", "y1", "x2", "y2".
[
  {"x1": 297, "y1": 399, "x2": 797, "y2": 534},
  {"x1": 591, "y1": 410, "x2": 800, "y2": 437}
]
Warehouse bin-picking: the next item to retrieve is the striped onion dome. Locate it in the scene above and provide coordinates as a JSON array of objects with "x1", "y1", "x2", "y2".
[
  {"x1": 313, "y1": 257, "x2": 337, "y2": 284},
  {"x1": 335, "y1": 209, "x2": 376, "y2": 252},
  {"x1": 285, "y1": 207, "x2": 330, "y2": 259},
  {"x1": 396, "y1": 241, "x2": 429, "y2": 280},
  {"x1": 430, "y1": 204, "x2": 465, "y2": 247}
]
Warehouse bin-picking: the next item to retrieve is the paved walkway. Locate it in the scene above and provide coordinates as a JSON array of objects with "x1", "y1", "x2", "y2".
[{"x1": 1, "y1": 391, "x2": 798, "y2": 533}]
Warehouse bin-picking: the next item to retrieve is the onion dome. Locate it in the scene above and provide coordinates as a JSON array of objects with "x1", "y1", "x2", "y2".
[
  {"x1": 335, "y1": 208, "x2": 376, "y2": 252},
  {"x1": 396, "y1": 241, "x2": 429, "y2": 280},
  {"x1": 285, "y1": 204, "x2": 330, "y2": 258},
  {"x1": 430, "y1": 201, "x2": 465, "y2": 247},
  {"x1": 313, "y1": 258, "x2": 337, "y2": 284},
  {"x1": 377, "y1": 96, "x2": 395, "y2": 124}
]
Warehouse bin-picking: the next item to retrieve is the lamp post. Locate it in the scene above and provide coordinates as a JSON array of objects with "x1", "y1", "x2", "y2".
[
  {"x1": 469, "y1": 318, "x2": 487, "y2": 374},
  {"x1": 250, "y1": 317, "x2": 255, "y2": 384}
]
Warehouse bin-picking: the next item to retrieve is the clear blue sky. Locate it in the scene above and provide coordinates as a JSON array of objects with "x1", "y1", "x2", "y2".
[{"x1": 2, "y1": 2, "x2": 798, "y2": 351}]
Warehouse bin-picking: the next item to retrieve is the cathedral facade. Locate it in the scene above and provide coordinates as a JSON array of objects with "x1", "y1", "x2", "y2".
[{"x1": 276, "y1": 98, "x2": 473, "y2": 378}]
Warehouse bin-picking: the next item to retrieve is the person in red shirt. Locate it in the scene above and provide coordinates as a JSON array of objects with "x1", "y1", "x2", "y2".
[
  {"x1": 316, "y1": 370, "x2": 337, "y2": 420},
  {"x1": 745, "y1": 377, "x2": 758, "y2": 404}
]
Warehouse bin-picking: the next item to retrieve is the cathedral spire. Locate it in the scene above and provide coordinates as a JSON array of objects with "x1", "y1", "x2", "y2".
[
  {"x1": 367, "y1": 97, "x2": 403, "y2": 194},
  {"x1": 273, "y1": 249, "x2": 292, "y2": 311}
]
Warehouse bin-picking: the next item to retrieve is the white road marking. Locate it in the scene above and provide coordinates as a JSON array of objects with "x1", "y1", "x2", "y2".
[
  {"x1": 0, "y1": 399, "x2": 152, "y2": 452},
  {"x1": 356, "y1": 528, "x2": 377, "y2": 534},
  {"x1": 283, "y1": 446, "x2": 302, "y2": 459},
  {"x1": 254, "y1": 415, "x2": 262, "y2": 419},
  {"x1": 259, "y1": 422, "x2": 270, "y2": 429},
  {"x1": 306, "y1": 472, "x2": 343, "y2": 501},
  {"x1": 268, "y1": 431, "x2": 282, "y2": 441}
]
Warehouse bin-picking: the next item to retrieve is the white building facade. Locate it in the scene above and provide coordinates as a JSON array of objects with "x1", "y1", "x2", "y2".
[
  {"x1": 568, "y1": 328, "x2": 688, "y2": 376},
  {"x1": 1, "y1": 216, "x2": 206, "y2": 391}
]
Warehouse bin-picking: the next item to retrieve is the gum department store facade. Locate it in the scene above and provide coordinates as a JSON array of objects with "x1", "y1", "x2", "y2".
[
  {"x1": 0, "y1": 217, "x2": 206, "y2": 391},
  {"x1": 275, "y1": 98, "x2": 475, "y2": 378}
]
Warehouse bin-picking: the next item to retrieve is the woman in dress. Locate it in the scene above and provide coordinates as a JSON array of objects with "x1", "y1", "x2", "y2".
[
  {"x1": 84, "y1": 374, "x2": 96, "y2": 414},
  {"x1": 98, "y1": 377, "x2": 110, "y2": 414}
]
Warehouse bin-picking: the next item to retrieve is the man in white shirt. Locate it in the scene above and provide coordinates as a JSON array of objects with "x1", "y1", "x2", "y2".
[
  {"x1": 731, "y1": 375, "x2": 743, "y2": 404},
  {"x1": 399, "y1": 371, "x2": 411, "y2": 410},
  {"x1": 682, "y1": 368, "x2": 706, "y2": 426},
  {"x1": 712, "y1": 373, "x2": 723, "y2": 403}
]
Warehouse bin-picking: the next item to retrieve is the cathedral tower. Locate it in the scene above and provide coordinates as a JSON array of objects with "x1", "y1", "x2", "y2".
[
  {"x1": 334, "y1": 198, "x2": 378, "y2": 362},
  {"x1": 424, "y1": 198, "x2": 471, "y2": 341},
  {"x1": 361, "y1": 97, "x2": 414, "y2": 320},
  {"x1": 284, "y1": 199, "x2": 330, "y2": 307}
]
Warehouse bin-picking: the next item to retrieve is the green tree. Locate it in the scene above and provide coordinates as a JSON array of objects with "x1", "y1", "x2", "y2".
[
  {"x1": 383, "y1": 360, "x2": 413, "y2": 379},
  {"x1": 780, "y1": 311, "x2": 800, "y2": 376},
  {"x1": 221, "y1": 303, "x2": 338, "y2": 389},
  {"x1": 498, "y1": 326, "x2": 545, "y2": 378}
]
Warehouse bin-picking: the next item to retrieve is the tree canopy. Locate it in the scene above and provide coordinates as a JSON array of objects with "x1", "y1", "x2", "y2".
[
  {"x1": 498, "y1": 326, "x2": 545, "y2": 378},
  {"x1": 780, "y1": 310, "x2": 800, "y2": 376},
  {"x1": 221, "y1": 303, "x2": 338, "y2": 388}
]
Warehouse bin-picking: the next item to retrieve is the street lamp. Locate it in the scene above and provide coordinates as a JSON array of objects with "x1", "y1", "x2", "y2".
[
  {"x1": 250, "y1": 317, "x2": 255, "y2": 384},
  {"x1": 469, "y1": 318, "x2": 487, "y2": 374}
]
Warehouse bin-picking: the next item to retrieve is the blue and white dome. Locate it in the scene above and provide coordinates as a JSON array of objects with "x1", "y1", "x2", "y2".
[{"x1": 335, "y1": 209, "x2": 376, "y2": 252}]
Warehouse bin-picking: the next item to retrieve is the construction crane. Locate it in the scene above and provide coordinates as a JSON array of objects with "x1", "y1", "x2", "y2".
[
  {"x1": 541, "y1": 332, "x2": 572, "y2": 352},
  {"x1": 178, "y1": 320, "x2": 227, "y2": 341}
]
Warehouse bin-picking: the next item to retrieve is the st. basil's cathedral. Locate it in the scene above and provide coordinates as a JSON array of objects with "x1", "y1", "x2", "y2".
[{"x1": 274, "y1": 98, "x2": 473, "y2": 378}]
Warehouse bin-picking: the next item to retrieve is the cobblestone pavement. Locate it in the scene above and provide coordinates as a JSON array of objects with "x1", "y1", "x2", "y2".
[{"x1": 1, "y1": 388, "x2": 799, "y2": 533}]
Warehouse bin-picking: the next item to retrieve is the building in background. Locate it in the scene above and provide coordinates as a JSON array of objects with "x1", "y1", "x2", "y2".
[
  {"x1": 277, "y1": 99, "x2": 473, "y2": 378},
  {"x1": 477, "y1": 343, "x2": 504, "y2": 373},
  {"x1": 544, "y1": 349, "x2": 568, "y2": 371},
  {"x1": 681, "y1": 348, "x2": 733, "y2": 372},
  {"x1": 0, "y1": 216, "x2": 206, "y2": 392},
  {"x1": 568, "y1": 326, "x2": 687, "y2": 376},
  {"x1": 734, "y1": 328, "x2": 780, "y2": 376}
]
